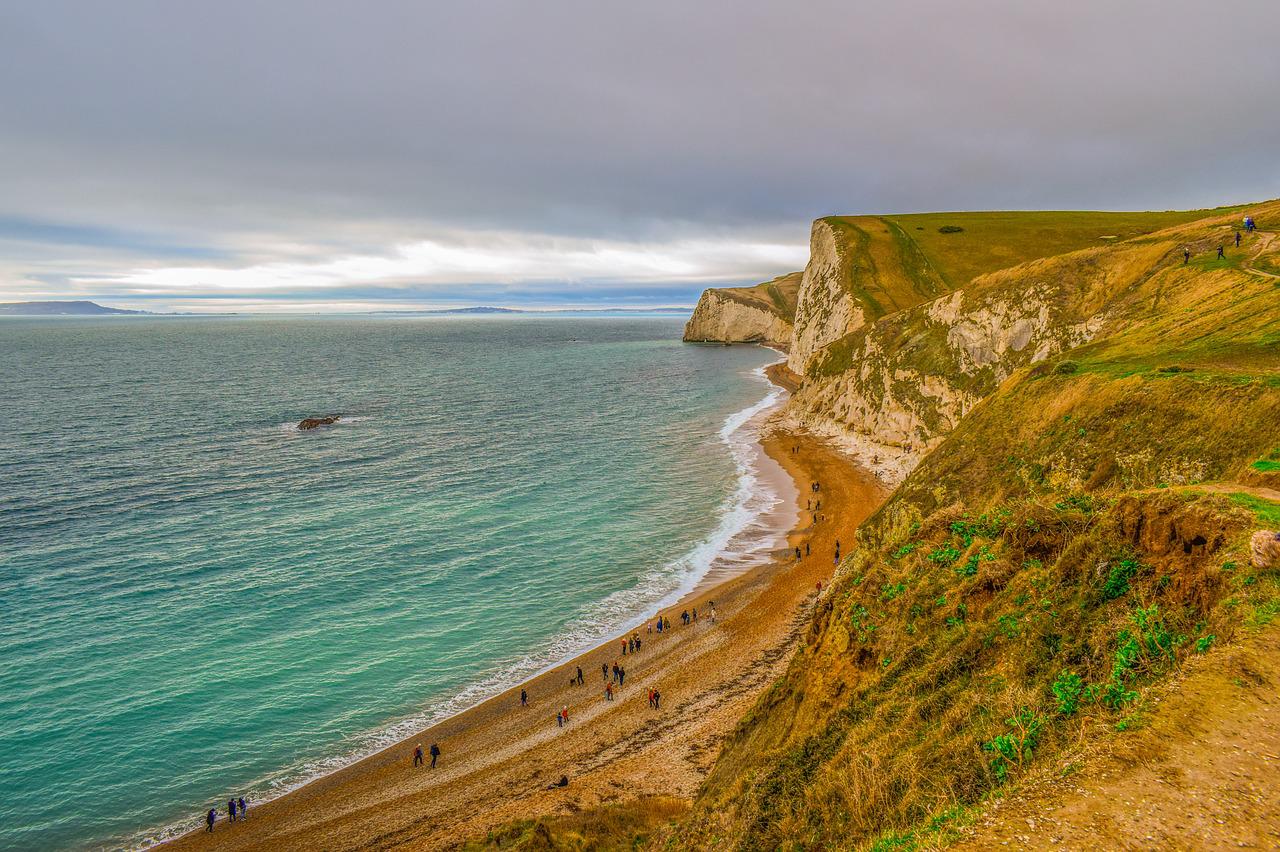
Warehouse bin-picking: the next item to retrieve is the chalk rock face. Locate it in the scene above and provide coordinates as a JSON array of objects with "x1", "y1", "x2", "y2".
[
  {"x1": 683, "y1": 289, "x2": 793, "y2": 346},
  {"x1": 787, "y1": 220, "x2": 866, "y2": 375},
  {"x1": 683, "y1": 272, "x2": 800, "y2": 347},
  {"x1": 1252, "y1": 530, "x2": 1280, "y2": 570},
  {"x1": 298, "y1": 415, "x2": 341, "y2": 430},
  {"x1": 777, "y1": 239, "x2": 1169, "y2": 485}
]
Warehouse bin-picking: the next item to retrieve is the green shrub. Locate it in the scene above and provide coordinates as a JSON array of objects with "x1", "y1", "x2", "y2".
[
  {"x1": 1101, "y1": 558, "x2": 1141, "y2": 600},
  {"x1": 1051, "y1": 671, "x2": 1084, "y2": 716},
  {"x1": 983, "y1": 707, "x2": 1045, "y2": 782},
  {"x1": 938, "y1": 225, "x2": 965, "y2": 234},
  {"x1": 1195, "y1": 634, "x2": 1215, "y2": 653},
  {"x1": 1054, "y1": 360, "x2": 1079, "y2": 374}
]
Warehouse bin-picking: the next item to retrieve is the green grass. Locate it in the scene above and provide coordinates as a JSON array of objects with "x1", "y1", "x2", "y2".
[
  {"x1": 1226, "y1": 492, "x2": 1280, "y2": 526},
  {"x1": 1251, "y1": 449, "x2": 1280, "y2": 472},
  {"x1": 881, "y1": 208, "x2": 1243, "y2": 288}
]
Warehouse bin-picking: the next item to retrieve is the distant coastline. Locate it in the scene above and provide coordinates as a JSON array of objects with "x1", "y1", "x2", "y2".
[{"x1": 0, "y1": 300, "x2": 692, "y2": 317}]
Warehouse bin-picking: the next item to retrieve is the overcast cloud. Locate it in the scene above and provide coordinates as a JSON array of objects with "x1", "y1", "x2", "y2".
[{"x1": 2, "y1": 0, "x2": 1278, "y2": 310}]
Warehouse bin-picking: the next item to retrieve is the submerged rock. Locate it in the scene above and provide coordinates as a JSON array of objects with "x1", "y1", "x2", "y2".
[{"x1": 297, "y1": 415, "x2": 342, "y2": 431}]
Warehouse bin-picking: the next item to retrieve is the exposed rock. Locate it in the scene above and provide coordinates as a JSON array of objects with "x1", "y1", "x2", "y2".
[
  {"x1": 298, "y1": 415, "x2": 342, "y2": 430},
  {"x1": 683, "y1": 273, "x2": 800, "y2": 346},
  {"x1": 1252, "y1": 530, "x2": 1280, "y2": 569}
]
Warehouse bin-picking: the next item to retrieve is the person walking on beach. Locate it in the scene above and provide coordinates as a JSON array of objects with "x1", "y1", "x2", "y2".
[
  {"x1": 653, "y1": 689, "x2": 662, "y2": 710},
  {"x1": 606, "y1": 682, "x2": 614, "y2": 701},
  {"x1": 710, "y1": 604, "x2": 718, "y2": 623},
  {"x1": 521, "y1": 688, "x2": 528, "y2": 706},
  {"x1": 612, "y1": 662, "x2": 620, "y2": 683},
  {"x1": 430, "y1": 742, "x2": 440, "y2": 768},
  {"x1": 619, "y1": 666, "x2": 626, "y2": 686},
  {"x1": 576, "y1": 666, "x2": 584, "y2": 686},
  {"x1": 561, "y1": 706, "x2": 569, "y2": 724},
  {"x1": 206, "y1": 809, "x2": 217, "y2": 832},
  {"x1": 557, "y1": 709, "x2": 563, "y2": 727},
  {"x1": 692, "y1": 607, "x2": 698, "y2": 623},
  {"x1": 621, "y1": 638, "x2": 627, "y2": 656},
  {"x1": 414, "y1": 744, "x2": 424, "y2": 766},
  {"x1": 228, "y1": 799, "x2": 237, "y2": 823},
  {"x1": 602, "y1": 662, "x2": 609, "y2": 681},
  {"x1": 238, "y1": 797, "x2": 247, "y2": 820}
]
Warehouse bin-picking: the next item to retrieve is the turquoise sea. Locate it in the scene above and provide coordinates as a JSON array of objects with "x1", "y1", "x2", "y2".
[{"x1": 0, "y1": 316, "x2": 785, "y2": 850}]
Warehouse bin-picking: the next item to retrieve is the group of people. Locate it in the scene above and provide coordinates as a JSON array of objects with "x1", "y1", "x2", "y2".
[
  {"x1": 413, "y1": 742, "x2": 441, "y2": 768},
  {"x1": 1183, "y1": 218, "x2": 1261, "y2": 265},
  {"x1": 204, "y1": 797, "x2": 248, "y2": 832}
]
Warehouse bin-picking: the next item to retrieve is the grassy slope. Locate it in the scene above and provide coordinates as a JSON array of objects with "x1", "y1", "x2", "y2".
[
  {"x1": 883, "y1": 207, "x2": 1248, "y2": 290},
  {"x1": 468, "y1": 203, "x2": 1279, "y2": 850},
  {"x1": 715, "y1": 272, "x2": 804, "y2": 322},
  {"x1": 666, "y1": 204, "x2": 1280, "y2": 850}
]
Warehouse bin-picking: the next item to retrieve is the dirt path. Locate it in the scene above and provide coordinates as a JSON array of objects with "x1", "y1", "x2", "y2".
[
  {"x1": 955, "y1": 628, "x2": 1280, "y2": 850},
  {"x1": 1243, "y1": 231, "x2": 1279, "y2": 280},
  {"x1": 162, "y1": 426, "x2": 887, "y2": 851}
]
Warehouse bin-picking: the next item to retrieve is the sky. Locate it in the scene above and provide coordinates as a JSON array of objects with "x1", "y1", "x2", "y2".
[{"x1": 2, "y1": 1, "x2": 1278, "y2": 312}]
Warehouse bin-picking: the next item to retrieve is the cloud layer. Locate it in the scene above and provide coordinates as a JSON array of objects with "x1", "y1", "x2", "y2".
[{"x1": 2, "y1": 0, "x2": 1278, "y2": 310}]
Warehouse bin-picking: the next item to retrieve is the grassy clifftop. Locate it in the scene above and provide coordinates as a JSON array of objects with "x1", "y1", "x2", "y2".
[{"x1": 712, "y1": 272, "x2": 803, "y2": 322}]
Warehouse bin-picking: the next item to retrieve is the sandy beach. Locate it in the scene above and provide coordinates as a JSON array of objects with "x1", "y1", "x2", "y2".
[{"x1": 164, "y1": 375, "x2": 886, "y2": 851}]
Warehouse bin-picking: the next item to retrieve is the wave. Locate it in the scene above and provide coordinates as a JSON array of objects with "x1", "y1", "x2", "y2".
[{"x1": 132, "y1": 359, "x2": 790, "y2": 850}]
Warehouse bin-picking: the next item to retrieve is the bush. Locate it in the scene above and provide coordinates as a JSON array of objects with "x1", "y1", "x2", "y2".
[
  {"x1": 1054, "y1": 360, "x2": 1080, "y2": 374},
  {"x1": 983, "y1": 707, "x2": 1044, "y2": 782},
  {"x1": 1051, "y1": 671, "x2": 1084, "y2": 716},
  {"x1": 938, "y1": 225, "x2": 965, "y2": 234},
  {"x1": 1101, "y1": 558, "x2": 1141, "y2": 600}
]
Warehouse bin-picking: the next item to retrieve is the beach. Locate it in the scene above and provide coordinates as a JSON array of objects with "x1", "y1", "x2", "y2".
[{"x1": 162, "y1": 379, "x2": 886, "y2": 850}]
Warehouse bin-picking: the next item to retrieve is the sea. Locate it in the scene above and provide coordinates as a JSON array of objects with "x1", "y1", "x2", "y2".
[{"x1": 0, "y1": 316, "x2": 791, "y2": 850}]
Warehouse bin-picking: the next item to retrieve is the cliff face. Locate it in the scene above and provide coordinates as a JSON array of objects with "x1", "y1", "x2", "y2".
[
  {"x1": 682, "y1": 272, "x2": 801, "y2": 346},
  {"x1": 665, "y1": 201, "x2": 1280, "y2": 851}
]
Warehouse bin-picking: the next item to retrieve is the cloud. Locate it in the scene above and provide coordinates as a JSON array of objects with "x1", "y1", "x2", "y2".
[{"x1": 1, "y1": 0, "x2": 1278, "y2": 308}]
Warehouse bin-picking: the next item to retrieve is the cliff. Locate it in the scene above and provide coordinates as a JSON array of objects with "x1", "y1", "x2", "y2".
[
  {"x1": 660, "y1": 200, "x2": 1280, "y2": 849},
  {"x1": 476, "y1": 202, "x2": 1279, "y2": 851},
  {"x1": 682, "y1": 272, "x2": 801, "y2": 346}
]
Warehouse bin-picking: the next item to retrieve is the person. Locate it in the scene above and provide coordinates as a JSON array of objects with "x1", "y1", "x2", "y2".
[
  {"x1": 602, "y1": 662, "x2": 609, "y2": 681},
  {"x1": 1218, "y1": 245, "x2": 1225, "y2": 259},
  {"x1": 1183, "y1": 247, "x2": 1190, "y2": 264},
  {"x1": 1236, "y1": 231, "x2": 1242, "y2": 247},
  {"x1": 561, "y1": 706, "x2": 569, "y2": 724},
  {"x1": 664, "y1": 617, "x2": 671, "y2": 630},
  {"x1": 646, "y1": 622, "x2": 652, "y2": 634},
  {"x1": 238, "y1": 797, "x2": 247, "y2": 820},
  {"x1": 795, "y1": 546, "x2": 802, "y2": 560},
  {"x1": 206, "y1": 809, "x2": 217, "y2": 832},
  {"x1": 228, "y1": 799, "x2": 237, "y2": 823},
  {"x1": 805, "y1": 542, "x2": 810, "y2": 556},
  {"x1": 709, "y1": 604, "x2": 718, "y2": 623},
  {"x1": 692, "y1": 607, "x2": 698, "y2": 622},
  {"x1": 414, "y1": 744, "x2": 424, "y2": 766},
  {"x1": 557, "y1": 709, "x2": 563, "y2": 727},
  {"x1": 576, "y1": 666, "x2": 584, "y2": 686},
  {"x1": 521, "y1": 688, "x2": 528, "y2": 706},
  {"x1": 606, "y1": 682, "x2": 614, "y2": 701},
  {"x1": 430, "y1": 742, "x2": 440, "y2": 768},
  {"x1": 618, "y1": 666, "x2": 625, "y2": 686},
  {"x1": 653, "y1": 689, "x2": 661, "y2": 709},
  {"x1": 621, "y1": 638, "x2": 627, "y2": 656},
  {"x1": 647, "y1": 688, "x2": 655, "y2": 708}
]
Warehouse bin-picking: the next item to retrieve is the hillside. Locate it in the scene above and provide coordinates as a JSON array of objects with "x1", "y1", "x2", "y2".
[
  {"x1": 468, "y1": 202, "x2": 1280, "y2": 850},
  {"x1": 683, "y1": 272, "x2": 802, "y2": 346},
  {"x1": 0, "y1": 300, "x2": 149, "y2": 315}
]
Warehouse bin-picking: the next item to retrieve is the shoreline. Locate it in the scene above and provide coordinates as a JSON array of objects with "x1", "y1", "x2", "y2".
[{"x1": 160, "y1": 366, "x2": 888, "y2": 851}]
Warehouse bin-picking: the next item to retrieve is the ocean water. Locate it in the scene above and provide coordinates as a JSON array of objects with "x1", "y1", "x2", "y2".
[{"x1": 0, "y1": 316, "x2": 785, "y2": 850}]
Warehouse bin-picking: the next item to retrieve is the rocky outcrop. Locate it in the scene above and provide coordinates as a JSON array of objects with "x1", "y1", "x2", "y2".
[
  {"x1": 787, "y1": 219, "x2": 867, "y2": 372},
  {"x1": 298, "y1": 415, "x2": 342, "y2": 430},
  {"x1": 1253, "y1": 530, "x2": 1280, "y2": 570},
  {"x1": 779, "y1": 239, "x2": 1170, "y2": 484},
  {"x1": 683, "y1": 273, "x2": 800, "y2": 346}
]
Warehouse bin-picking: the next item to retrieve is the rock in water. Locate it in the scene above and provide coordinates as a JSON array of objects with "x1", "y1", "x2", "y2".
[
  {"x1": 297, "y1": 415, "x2": 342, "y2": 431},
  {"x1": 1251, "y1": 530, "x2": 1280, "y2": 570}
]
